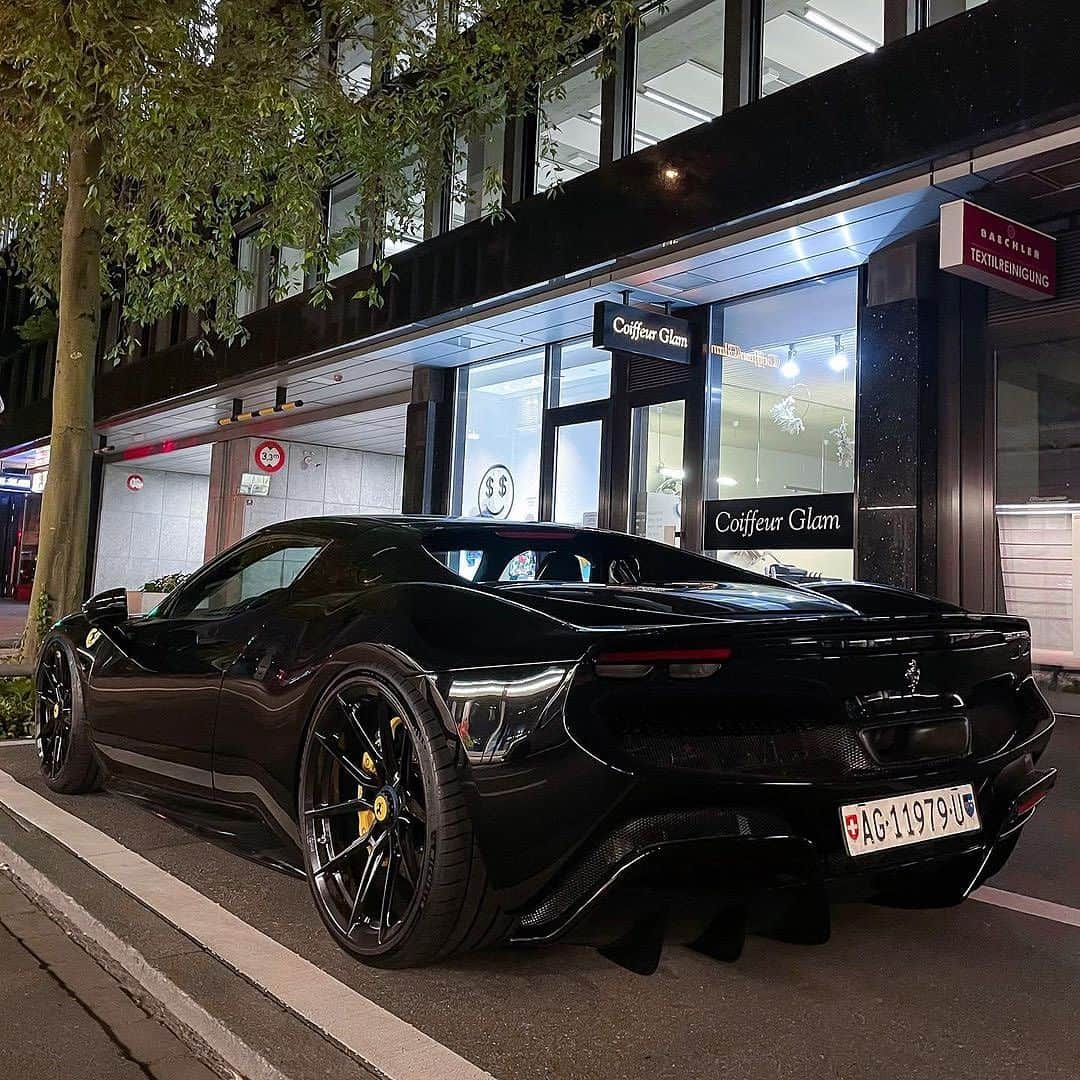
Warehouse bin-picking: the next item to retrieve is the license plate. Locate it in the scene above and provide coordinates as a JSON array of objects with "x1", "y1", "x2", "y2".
[{"x1": 839, "y1": 784, "x2": 980, "y2": 857}]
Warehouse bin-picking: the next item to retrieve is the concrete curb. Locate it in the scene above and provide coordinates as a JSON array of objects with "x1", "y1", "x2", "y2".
[{"x1": 0, "y1": 837, "x2": 292, "y2": 1080}]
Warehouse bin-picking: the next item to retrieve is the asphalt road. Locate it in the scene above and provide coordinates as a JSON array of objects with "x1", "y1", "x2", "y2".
[
  {"x1": 0, "y1": 875, "x2": 218, "y2": 1080},
  {"x1": 0, "y1": 723, "x2": 1076, "y2": 1080}
]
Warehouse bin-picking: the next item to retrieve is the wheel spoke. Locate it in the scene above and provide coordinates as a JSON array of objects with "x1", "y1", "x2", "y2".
[
  {"x1": 304, "y1": 795, "x2": 373, "y2": 819},
  {"x1": 314, "y1": 731, "x2": 370, "y2": 788},
  {"x1": 404, "y1": 795, "x2": 426, "y2": 825},
  {"x1": 337, "y1": 695, "x2": 382, "y2": 765},
  {"x1": 313, "y1": 830, "x2": 370, "y2": 879},
  {"x1": 377, "y1": 701, "x2": 398, "y2": 779},
  {"x1": 346, "y1": 832, "x2": 388, "y2": 936},
  {"x1": 398, "y1": 824, "x2": 420, "y2": 886},
  {"x1": 377, "y1": 834, "x2": 400, "y2": 944},
  {"x1": 398, "y1": 738, "x2": 412, "y2": 793}
]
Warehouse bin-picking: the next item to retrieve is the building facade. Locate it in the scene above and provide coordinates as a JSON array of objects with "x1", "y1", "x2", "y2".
[{"x1": 2, "y1": 0, "x2": 1080, "y2": 703}]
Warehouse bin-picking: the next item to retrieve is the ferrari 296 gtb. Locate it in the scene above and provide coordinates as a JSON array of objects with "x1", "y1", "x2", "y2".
[{"x1": 34, "y1": 517, "x2": 1056, "y2": 971}]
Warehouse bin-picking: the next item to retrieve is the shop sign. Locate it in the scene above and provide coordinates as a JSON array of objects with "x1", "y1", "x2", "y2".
[
  {"x1": 703, "y1": 492, "x2": 854, "y2": 551},
  {"x1": 593, "y1": 301, "x2": 691, "y2": 364},
  {"x1": 940, "y1": 200, "x2": 1056, "y2": 301},
  {"x1": 477, "y1": 464, "x2": 514, "y2": 519},
  {"x1": 0, "y1": 473, "x2": 32, "y2": 492},
  {"x1": 126, "y1": 474, "x2": 144, "y2": 492},
  {"x1": 254, "y1": 439, "x2": 286, "y2": 473}
]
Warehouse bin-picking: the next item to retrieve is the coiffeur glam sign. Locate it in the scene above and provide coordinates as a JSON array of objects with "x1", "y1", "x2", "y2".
[
  {"x1": 703, "y1": 492, "x2": 854, "y2": 551},
  {"x1": 593, "y1": 301, "x2": 692, "y2": 364},
  {"x1": 940, "y1": 200, "x2": 1056, "y2": 301}
]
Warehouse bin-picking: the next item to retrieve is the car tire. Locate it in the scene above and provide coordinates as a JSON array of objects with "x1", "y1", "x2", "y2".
[
  {"x1": 298, "y1": 662, "x2": 510, "y2": 968},
  {"x1": 35, "y1": 636, "x2": 103, "y2": 794}
]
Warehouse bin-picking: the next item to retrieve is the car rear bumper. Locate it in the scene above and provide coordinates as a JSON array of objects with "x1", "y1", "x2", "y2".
[{"x1": 510, "y1": 721, "x2": 1056, "y2": 945}]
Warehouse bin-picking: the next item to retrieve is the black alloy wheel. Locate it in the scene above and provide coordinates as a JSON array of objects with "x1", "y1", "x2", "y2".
[
  {"x1": 35, "y1": 637, "x2": 101, "y2": 794},
  {"x1": 299, "y1": 667, "x2": 510, "y2": 967},
  {"x1": 301, "y1": 679, "x2": 430, "y2": 956},
  {"x1": 36, "y1": 641, "x2": 73, "y2": 779}
]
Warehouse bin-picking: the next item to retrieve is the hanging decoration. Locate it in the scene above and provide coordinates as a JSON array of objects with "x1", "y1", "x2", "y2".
[
  {"x1": 829, "y1": 416, "x2": 855, "y2": 467},
  {"x1": 770, "y1": 394, "x2": 806, "y2": 436}
]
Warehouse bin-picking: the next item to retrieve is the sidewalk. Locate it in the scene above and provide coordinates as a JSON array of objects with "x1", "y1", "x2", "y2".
[{"x1": 0, "y1": 876, "x2": 220, "y2": 1080}]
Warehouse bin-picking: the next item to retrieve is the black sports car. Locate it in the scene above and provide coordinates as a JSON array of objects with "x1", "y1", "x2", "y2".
[{"x1": 34, "y1": 517, "x2": 1056, "y2": 971}]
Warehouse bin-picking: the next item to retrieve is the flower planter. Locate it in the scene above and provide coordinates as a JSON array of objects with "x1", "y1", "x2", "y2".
[{"x1": 125, "y1": 590, "x2": 167, "y2": 616}]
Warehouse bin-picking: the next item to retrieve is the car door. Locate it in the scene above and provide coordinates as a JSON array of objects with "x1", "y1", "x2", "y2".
[{"x1": 85, "y1": 534, "x2": 327, "y2": 799}]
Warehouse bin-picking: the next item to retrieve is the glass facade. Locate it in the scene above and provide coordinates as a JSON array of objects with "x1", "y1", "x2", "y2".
[
  {"x1": 630, "y1": 400, "x2": 685, "y2": 546},
  {"x1": 327, "y1": 176, "x2": 362, "y2": 279},
  {"x1": 706, "y1": 272, "x2": 858, "y2": 580},
  {"x1": 928, "y1": 0, "x2": 988, "y2": 24},
  {"x1": 635, "y1": 0, "x2": 726, "y2": 149},
  {"x1": 453, "y1": 351, "x2": 544, "y2": 521},
  {"x1": 549, "y1": 339, "x2": 611, "y2": 407},
  {"x1": 451, "y1": 121, "x2": 506, "y2": 228},
  {"x1": 761, "y1": 1, "x2": 883, "y2": 96},
  {"x1": 236, "y1": 233, "x2": 271, "y2": 316},
  {"x1": 536, "y1": 52, "x2": 603, "y2": 193},
  {"x1": 553, "y1": 420, "x2": 603, "y2": 527},
  {"x1": 996, "y1": 339, "x2": 1080, "y2": 670}
]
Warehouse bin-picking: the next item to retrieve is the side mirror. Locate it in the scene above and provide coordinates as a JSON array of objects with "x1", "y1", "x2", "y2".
[{"x1": 82, "y1": 588, "x2": 128, "y2": 626}]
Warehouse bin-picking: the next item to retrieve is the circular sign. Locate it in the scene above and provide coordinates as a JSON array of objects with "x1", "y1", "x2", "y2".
[
  {"x1": 477, "y1": 464, "x2": 514, "y2": 519},
  {"x1": 254, "y1": 440, "x2": 286, "y2": 474},
  {"x1": 126, "y1": 474, "x2": 144, "y2": 492}
]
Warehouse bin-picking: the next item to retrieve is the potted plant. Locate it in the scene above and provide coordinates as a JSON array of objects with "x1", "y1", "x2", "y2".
[{"x1": 127, "y1": 572, "x2": 189, "y2": 616}]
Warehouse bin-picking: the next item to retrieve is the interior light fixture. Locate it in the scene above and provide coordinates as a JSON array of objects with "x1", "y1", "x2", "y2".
[
  {"x1": 828, "y1": 335, "x2": 849, "y2": 372},
  {"x1": 640, "y1": 87, "x2": 714, "y2": 125},
  {"x1": 802, "y1": 8, "x2": 879, "y2": 54},
  {"x1": 780, "y1": 345, "x2": 800, "y2": 379},
  {"x1": 659, "y1": 466, "x2": 685, "y2": 480},
  {"x1": 717, "y1": 475, "x2": 738, "y2": 488},
  {"x1": 661, "y1": 166, "x2": 681, "y2": 182}
]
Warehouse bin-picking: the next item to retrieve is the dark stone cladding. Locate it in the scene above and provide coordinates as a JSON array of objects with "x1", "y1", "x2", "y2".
[{"x1": 4, "y1": 0, "x2": 1080, "y2": 450}]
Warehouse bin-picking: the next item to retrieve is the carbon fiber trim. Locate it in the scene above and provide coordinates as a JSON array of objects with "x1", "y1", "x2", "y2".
[{"x1": 516, "y1": 808, "x2": 785, "y2": 932}]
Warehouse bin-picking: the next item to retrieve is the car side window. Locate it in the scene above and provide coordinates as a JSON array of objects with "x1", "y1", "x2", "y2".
[{"x1": 168, "y1": 540, "x2": 324, "y2": 617}]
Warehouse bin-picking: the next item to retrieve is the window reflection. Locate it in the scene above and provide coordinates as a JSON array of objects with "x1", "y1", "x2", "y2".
[
  {"x1": 451, "y1": 121, "x2": 506, "y2": 228},
  {"x1": 927, "y1": 0, "x2": 987, "y2": 25},
  {"x1": 550, "y1": 339, "x2": 611, "y2": 407},
  {"x1": 536, "y1": 52, "x2": 602, "y2": 193},
  {"x1": 761, "y1": 1, "x2": 883, "y2": 97},
  {"x1": 635, "y1": 0, "x2": 726, "y2": 149},
  {"x1": 327, "y1": 176, "x2": 362, "y2": 279}
]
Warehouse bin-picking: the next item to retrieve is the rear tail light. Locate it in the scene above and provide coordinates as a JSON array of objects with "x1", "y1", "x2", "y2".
[
  {"x1": 1016, "y1": 789, "x2": 1049, "y2": 816},
  {"x1": 594, "y1": 647, "x2": 732, "y2": 680}
]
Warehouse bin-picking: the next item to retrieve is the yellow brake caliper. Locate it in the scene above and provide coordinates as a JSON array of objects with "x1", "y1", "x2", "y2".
[{"x1": 356, "y1": 716, "x2": 403, "y2": 840}]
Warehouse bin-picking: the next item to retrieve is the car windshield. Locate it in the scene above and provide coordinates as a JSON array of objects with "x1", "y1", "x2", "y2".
[{"x1": 417, "y1": 525, "x2": 767, "y2": 587}]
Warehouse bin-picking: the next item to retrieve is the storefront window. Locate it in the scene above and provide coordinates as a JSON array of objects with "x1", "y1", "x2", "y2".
[
  {"x1": 453, "y1": 351, "x2": 544, "y2": 522},
  {"x1": 761, "y1": 1, "x2": 883, "y2": 97},
  {"x1": 550, "y1": 339, "x2": 611, "y2": 407},
  {"x1": 996, "y1": 339, "x2": 1080, "y2": 673},
  {"x1": 553, "y1": 420, "x2": 603, "y2": 527},
  {"x1": 451, "y1": 121, "x2": 505, "y2": 229},
  {"x1": 630, "y1": 401, "x2": 685, "y2": 546},
  {"x1": 705, "y1": 272, "x2": 858, "y2": 580},
  {"x1": 536, "y1": 52, "x2": 602, "y2": 193},
  {"x1": 635, "y1": 0, "x2": 725, "y2": 149},
  {"x1": 927, "y1": 0, "x2": 987, "y2": 24}
]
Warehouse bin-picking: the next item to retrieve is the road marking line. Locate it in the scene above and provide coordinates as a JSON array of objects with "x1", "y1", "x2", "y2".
[
  {"x1": 971, "y1": 886, "x2": 1080, "y2": 929},
  {"x1": 0, "y1": 768, "x2": 496, "y2": 1080}
]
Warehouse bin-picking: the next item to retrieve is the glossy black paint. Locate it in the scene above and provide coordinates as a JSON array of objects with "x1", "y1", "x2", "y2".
[{"x1": 52, "y1": 517, "x2": 1054, "y2": 947}]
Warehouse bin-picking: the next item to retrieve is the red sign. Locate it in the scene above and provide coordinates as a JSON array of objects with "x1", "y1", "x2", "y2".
[
  {"x1": 254, "y1": 440, "x2": 286, "y2": 474},
  {"x1": 940, "y1": 200, "x2": 1056, "y2": 301},
  {"x1": 126, "y1": 474, "x2": 144, "y2": 492}
]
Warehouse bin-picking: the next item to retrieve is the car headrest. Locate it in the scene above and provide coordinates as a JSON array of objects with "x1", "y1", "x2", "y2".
[{"x1": 536, "y1": 551, "x2": 583, "y2": 582}]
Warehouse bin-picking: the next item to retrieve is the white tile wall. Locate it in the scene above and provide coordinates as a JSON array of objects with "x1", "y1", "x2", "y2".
[
  {"x1": 241, "y1": 439, "x2": 403, "y2": 538},
  {"x1": 93, "y1": 465, "x2": 210, "y2": 592}
]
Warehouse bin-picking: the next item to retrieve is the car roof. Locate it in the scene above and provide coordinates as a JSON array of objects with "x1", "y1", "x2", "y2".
[{"x1": 253, "y1": 515, "x2": 606, "y2": 541}]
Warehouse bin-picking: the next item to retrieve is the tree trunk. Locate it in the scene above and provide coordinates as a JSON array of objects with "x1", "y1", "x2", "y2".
[{"x1": 21, "y1": 128, "x2": 103, "y2": 661}]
